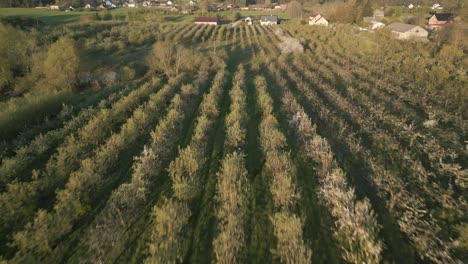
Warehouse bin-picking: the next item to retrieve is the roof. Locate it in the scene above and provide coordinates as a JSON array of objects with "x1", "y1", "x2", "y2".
[
  {"x1": 260, "y1": 15, "x2": 278, "y2": 22},
  {"x1": 194, "y1": 17, "x2": 218, "y2": 23},
  {"x1": 387, "y1": 22, "x2": 419, "y2": 33},
  {"x1": 433, "y1": 13, "x2": 453, "y2": 21}
]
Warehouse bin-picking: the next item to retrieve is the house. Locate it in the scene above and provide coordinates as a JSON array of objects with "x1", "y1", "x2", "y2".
[
  {"x1": 84, "y1": 3, "x2": 94, "y2": 8},
  {"x1": 127, "y1": 2, "x2": 137, "y2": 8},
  {"x1": 260, "y1": 15, "x2": 278, "y2": 25},
  {"x1": 167, "y1": 0, "x2": 174, "y2": 5},
  {"x1": 244, "y1": 16, "x2": 253, "y2": 25},
  {"x1": 309, "y1": 14, "x2": 328, "y2": 26},
  {"x1": 194, "y1": 17, "x2": 218, "y2": 25},
  {"x1": 274, "y1": 4, "x2": 287, "y2": 10},
  {"x1": 428, "y1": 13, "x2": 453, "y2": 30},
  {"x1": 363, "y1": 9, "x2": 385, "y2": 23},
  {"x1": 370, "y1": 20, "x2": 385, "y2": 29},
  {"x1": 432, "y1": 3, "x2": 443, "y2": 10},
  {"x1": 387, "y1": 22, "x2": 428, "y2": 40},
  {"x1": 373, "y1": 9, "x2": 384, "y2": 20},
  {"x1": 142, "y1": 1, "x2": 151, "y2": 7},
  {"x1": 49, "y1": 5, "x2": 59, "y2": 9},
  {"x1": 189, "y1": 0, "x2": 196, "y2": 6},
  {"x1": 105, "y1": 1, "x2": 116, "y2": 8},
  {"x1": 408, "y1": 3, "x2": 414, "y2": 8}
]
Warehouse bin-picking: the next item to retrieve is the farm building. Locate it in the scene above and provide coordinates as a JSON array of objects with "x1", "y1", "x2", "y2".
[
  {"x1": 387, "y1": 22, "x2": 428, "y2": 40},
  {"x1": 309, "y1": 14, "x2": 328, "y2": 26},
  {"x1": 373, "y1": 9, "x2": 384, "y2": 20},
  {"x1": 370, "y1": 21, "x2": 385, "y2": 29},
  {"x1": 244, "y1": 17, "x2": 253, "y2": 25},
  {"x1": 260, "y1": 15, "x2": 278, "y2": 25},
  {"x1": 428, "y1": 13, "x2": 453, "y2": 30},
  {"x1": 194, "y1": 17, "x2": 218, "y2": 25},
  {"x1": 274, "y1": 4, "x2": 287, "y2": 10},
  {"x1": 432, "y1": 3, "x2": 443, "y2": 10}
]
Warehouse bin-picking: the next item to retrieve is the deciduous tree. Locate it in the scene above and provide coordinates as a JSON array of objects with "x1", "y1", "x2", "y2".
[{"x1": 43, "y1": 37, "x2": 80, "y2": 92}]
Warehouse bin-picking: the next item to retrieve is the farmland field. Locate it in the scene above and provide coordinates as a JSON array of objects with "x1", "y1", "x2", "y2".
[{"x1": 0, "y1": 12, "x2": 467, "y2": 264}]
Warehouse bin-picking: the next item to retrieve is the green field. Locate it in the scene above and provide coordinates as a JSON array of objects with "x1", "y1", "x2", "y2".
[
  {"x1": 0, "y1": 7, "x2": 292, "y2": 26},
  {"x1": 0, "y1": 8, "x2": 126, "y2": 25}
]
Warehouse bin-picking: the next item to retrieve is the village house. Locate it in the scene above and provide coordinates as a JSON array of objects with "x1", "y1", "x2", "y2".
[
  {"x1": 194, "y1": 17, "x2": 218, "y2": 25},
  {"x1": 432, "y1": 3, "x2": 443, "y2": 10},
  {"x1": 363, "y1": 8, "x2": 384, "y2": 23},
  {"x1": 49, "y1": 5, "x2": 59, "y2": 9},
  {"x1": 428, "y1": 13, "x2": 453, "y2": 30},
  {"x1": 387, "y1": 22, "x2": 428, "y2": 40},
  {"x1": 127, "y1": 1, "x2": 137, "y2": 8},
  {"x1": 309, "y1": 14, "x2": 328, "y2": 26},
  {"x1": 260, "y1": 15, "x2": 278, "y2": 25},
  {"x1": 104, "y1": 0, "x2": 116, "y2": 8},
  {"x1": 274, "y1": 4, "x2": 287, "y2": 10},
  {"x1": 244, "y1": 16, "x2": 253, "y2": 25},
  {"x1": 373, "y1": 9, "x2": 384, "y2": 20},
  {"x1": 370, "y1": 20, "x2": 385, "y2": 29}
]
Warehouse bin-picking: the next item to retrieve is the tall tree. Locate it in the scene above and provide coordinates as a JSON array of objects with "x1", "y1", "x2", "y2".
[
  {"x1": 42, "y1": 37, "x2": 80, "y2": 92},
  {"x1": 286, "y1": 1, "x2": 303, "y2": 19}
]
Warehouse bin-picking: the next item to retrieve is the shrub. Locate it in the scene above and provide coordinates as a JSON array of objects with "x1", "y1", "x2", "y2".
[{"x1": 120, "y1": 66, "x2": 136, "y2": 81}]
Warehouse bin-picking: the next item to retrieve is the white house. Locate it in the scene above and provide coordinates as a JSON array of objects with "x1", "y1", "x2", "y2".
[
  {"x1": 432, "y1": 3, "x2": 443, "y2": 10},
  {"x1": 387, "y1": 22, "x2": 428, "y2": 40},
  {"x1": 408, "y1": 3, "x2": 414, "y2": 8},
  {"x1": 244, "y1": 16, "x2": 253, "y2": 25},
  {"x1": 309, "y1": 14, "x2": 328, "y2": 26},
  {"x1": 167, "y1": 0, "x2": 174, "y2": 5},
  {"x1": 105, "y1": 1, "x2": 116, "y2": 8},
  {"x1": 260, "y1": 15, "x2": 278, "y2": 25},
  {"x1": 49, "y1": 5, "x2": 59, "y2": 9},
  {"x1": 370, "y1": 20, "x2": 385, "y2": 29},
  {"x1": 127, "y1": 2, "x2": 137, "y2": 7}
]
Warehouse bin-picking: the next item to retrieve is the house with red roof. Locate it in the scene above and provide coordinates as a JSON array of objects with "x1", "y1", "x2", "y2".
[
  {"x1": 428, "y1": 13, "x2": 455, "y2": 30},
  {"x1": 309, "y1": 14, "x2": 328, "y2": 26}
]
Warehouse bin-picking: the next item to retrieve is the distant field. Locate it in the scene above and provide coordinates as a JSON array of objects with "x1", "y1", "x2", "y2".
[
  {"x1": 0, "y1": 8, "x2": 125, "y2": 25},
  {"x1": 0, "y1": 7, "x2": 291, "y2": 26}
]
